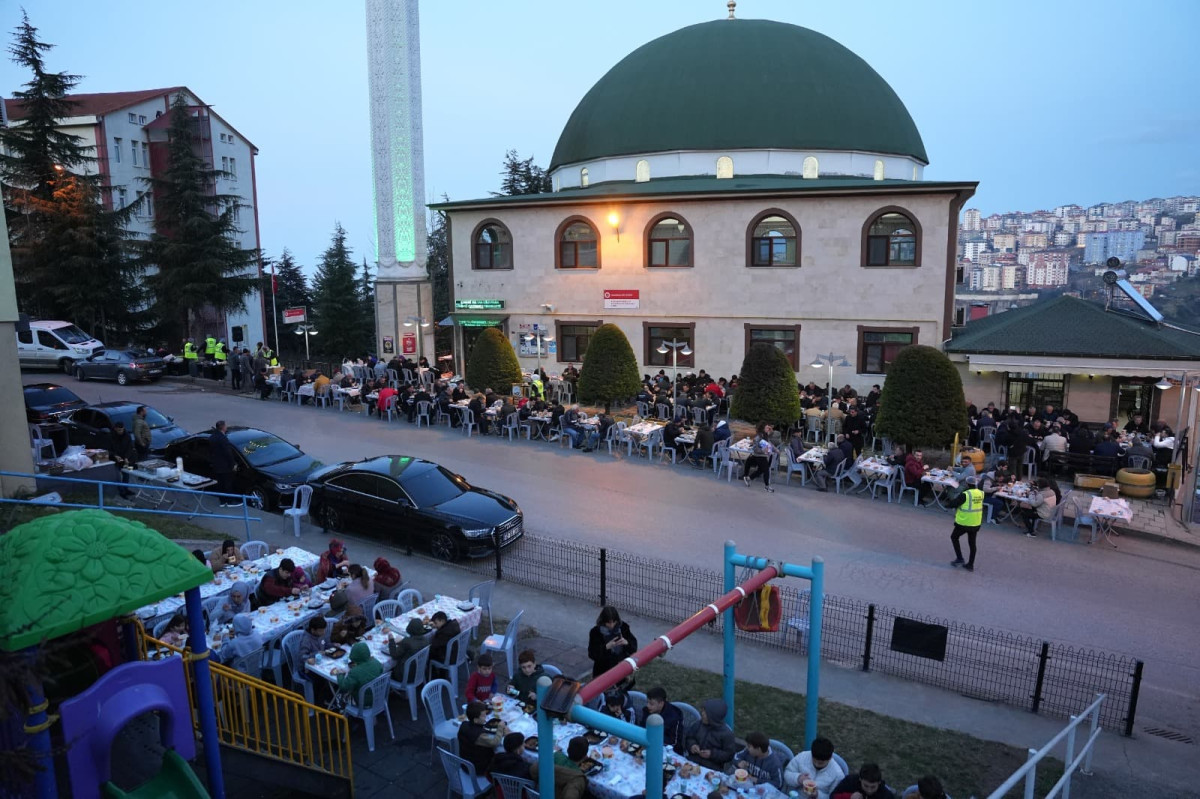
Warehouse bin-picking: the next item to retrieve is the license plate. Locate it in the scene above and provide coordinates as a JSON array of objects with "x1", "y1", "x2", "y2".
[{"x1": 148, "y1": 369, "x2": 162, "y2": 374}]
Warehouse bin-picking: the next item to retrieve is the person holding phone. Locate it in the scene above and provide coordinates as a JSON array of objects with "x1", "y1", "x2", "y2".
[{"x1": 588, "y1": 605, "x2": 637, "y2": 679}]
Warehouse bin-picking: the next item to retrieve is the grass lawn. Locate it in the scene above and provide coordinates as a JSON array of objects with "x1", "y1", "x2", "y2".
[
  {"x1": 3, "y1": 491, "x2": 228, "y2": 541},
  {"x1": 637, "y1": 659, "x2": 1060, "y2": 798}
]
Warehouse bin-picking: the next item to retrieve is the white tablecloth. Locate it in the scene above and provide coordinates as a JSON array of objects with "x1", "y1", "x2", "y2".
[
  {"x1": 1089, "y1": 496, "x2": 1132, "y2": 522},
  {"x1": 922, "y1": 469, "x2": 959, "y2": 489},
  {"x1": 995, "y1": 481, "x2": 1035, "y2": 502},
  {"x1": 857, "y1": 457, "x2": 895, "y2": 478},
  {"x1": 799, "y1": 447, "x2": 827, "y2": 465}
]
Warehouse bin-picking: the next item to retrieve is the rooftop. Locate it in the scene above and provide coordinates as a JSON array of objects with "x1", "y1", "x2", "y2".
[{"x1": 4, "y1": 87, "x2": 183, "y2": 120}]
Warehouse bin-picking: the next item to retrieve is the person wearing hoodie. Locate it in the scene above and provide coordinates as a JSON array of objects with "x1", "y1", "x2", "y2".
[
  {"x1": 831, "y1": 762, "x2": 895, "y2": 799},
  {"x1": 386, "y1": 618, "x2": 431, "y2": 677},
  {"x1": 298, "y1": 616, "x2": 330, "y2": 661},
  {"x1": 784, "y1": 737, "x2": 846, "y2": 799},
  {"x1": 216, "y1": 614, "x2": 264, "y2": 667},
  {"x1": 336, "y1": 642, "x2": 383, "y2": 706},
  {"x1": 712, "y1": 419, "x2": 732, "y2": 445},
  {"x1": 211, "y1": 580, "x2": 251, "y2": 627},
  {"x1": 684, "y1": 698, "x2": 736, "y2": 770},
  {"x1": 488, "y1": 732, "x2": 533, "y2": 786},
  {"x1": 726, "y1": 730, "x2": 786, "y2": 790}
]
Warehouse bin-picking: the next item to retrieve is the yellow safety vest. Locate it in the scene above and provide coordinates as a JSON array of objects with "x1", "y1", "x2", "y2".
[
  {"x1": 183, "y1": 342, "x2": 198, "y2": 360},
  {"x1": 205, "y1": 336, "x2": 216, "y2": 355},
  {"x1": 955, "y1": 488, "x2": 984, "y2": 527},
  {"x1": 531, "y1": 378, "x2": 544, "y2": 399},
  {"x1": 214, "y1": 342, "x2": 227, "y2": 362}
]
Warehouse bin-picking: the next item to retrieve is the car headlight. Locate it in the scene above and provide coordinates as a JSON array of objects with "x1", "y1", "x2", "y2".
[
  {"x1": 461, "y1": 527, "x2": 493, "y2": 539},
  {"x1": 273, "y1": 482, "x2": 297, "y2": 492}
]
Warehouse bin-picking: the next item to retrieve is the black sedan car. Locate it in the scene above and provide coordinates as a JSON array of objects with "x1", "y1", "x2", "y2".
[
  {"x1": 74, "y1": 350, "x2": 166, "y2": 385},
  {"x1": 63, "y1": 402, "x2": 188, "y2": 456},
  {"x1": 307, "y1": 456, "x2": 524, "y2": 560},
  {"x1": 163, "y1": 426, "x2": 323, "y2": 511},
  {"x1": 24, "y1": 383, "x2": 88, "y2": 423}
]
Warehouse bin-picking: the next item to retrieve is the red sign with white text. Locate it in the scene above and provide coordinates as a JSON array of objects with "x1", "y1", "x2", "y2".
[
  {"x1": 283, "y1": 307, "x2": 306, "y2": 324},
  {"x1": 603, "y1": 289, "x2": 640, "y2": 309},
  {"x1": 402, "y1": 334, "x2": 417, "y2": 354}
]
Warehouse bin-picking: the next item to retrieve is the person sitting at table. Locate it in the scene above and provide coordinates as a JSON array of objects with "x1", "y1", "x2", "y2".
[
  {"x1": 465, "y1": 652, "x2": 500, "y2": 702},
  {"x1": 562, "y1": 404, "x2": 587, "y2": 449},
  {"x1": 409, "y1": 384, "x2": 432, "y2": 423},
  {"x1": 215, "y1": 613, "x2": 264, "y2": 665},
  {"x1": 316, "y1": 538, "x2": 350, "y2": 582},
  {"x1": 904, "y1": 450, "x2": 935, "y2": 506},
  {"x1": 903, "y1": 775, "x2": 947, "y2": 799},
  {"x1": 209, "y1": 539, "x2": 243, "y2": 572},
  {"x1": 372, "y1": 557, "x2": 402, "y2": 596},
  {"x1": 663, "y1": 417, "x2": 687, "y2": 460},
  {"x1": 509, "y1": 649, "x2": 546, "y2": 703},
  {"x1": 589, "y1": 605, "x2": 637, "y2": 680},
  {"x1": 451, "y1": 382, "x2": 469, "y2": 403},
  {"x1": 386, "y1": 618, "x2": 430, "y2": 676},
  {"x1": 1092, "y1": 432, "x2": 1120, "y2": 459},
  {"x1": 212, "y1": 580, "x2": 252, "y2": 627},
  {"x1": 600, "y1": 690, "x2": 634, "y2": 723},
  {"x1": 299, "y1": 616, "x2": 331, "y2": 662},
  {"x1": 952, "y1": 454, "x2": 977, "y2": 486},
  {"x1": 335, "y1": 642, "x2": 383, "y2": 708},
  {"x1": 1067, "y1": 425, "x2": 1093, "y2": 454},
  {"x1": 1020, "y1": 477, "x2": 1058, "y2": 538},
  {"x1": 458, "y1": 701, "x2": 507, "y2": 775},
  {"x1": 537, "y1": 736, "x2": 590, "y2": 799},
  {"x1": 836, "y1": 433, "x2": 855, "y2": 463},
  {"x1": 832, "y1": 762, "x2": 895, "y2": 799},
  {"x1": 812, "y1": 442, "x2": 847, "y2": 493},
  {"x1": 636, "y1": 686, "x2": 684, "y2": 749},
  {"x1": 980, "y1": 460, "x2": 1012, "y2": 523},
  {"x1": 159, "y1": 614, "x2": 189, "y2": 648},
  {"x1": 254, "y1": 368, "x2": 272, "y2": 400},
  {"x1": 467, "y1": 393, "x2": 489, "y2": 434},
  {"x1": 256, "y1": 558, "x2": 301, "y2": 605},
  {"x1": 428, "y1": 611, "x2": 462, "y2": 677},
  {"x1": 375, "y1": 383, "x2": 397, "y2": 419},
  {"x1": 1123, "y1": 413, "x2": 1150, "y2": 436},
  {"x1": 713, "y1": 418, "x2": 732, "y2": 446},
  {"x1": 784, "y1": 737, "x2": 846, "y2": 799},
  {"x1": 344, "y1": 564, "x2": 374, "y2": 610},
  {"x1": 727, "y1": 730, "x2": 786, "y2": 790},
  {"x1": 191, "y1": 549, "x2": 211, "y2": 569},
  {"x1": 1126, "y1": 434, "x2": 1152, "y2": 464},
  {"x1": 490, "y1": 732, "x2": 534, "y2": 786},
  {"x1": 684, "y1": 698, "x2": 736, "y2": 770},
  {"x1": 499, "y1": 396, "x2": 517, "y2": 428},
  {"x1": 688, "y1": 423, "x2": 717, "y2": 470},
  {"x1": 1041, "y1": 424, "x2": 1068, "y2": 461}
]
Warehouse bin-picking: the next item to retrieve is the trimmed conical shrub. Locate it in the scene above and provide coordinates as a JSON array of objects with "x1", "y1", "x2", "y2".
[
  {"x1": 577, "y1": 323, "x2": 642, "y2": 412},
  {"x1": 874, "y1": 344, "x2": 968, "y2": 449},
  {"x1": 465, "y1": 327, "x2": 523, "y2": 395},
  {"x1": 729, "y1": 343, "x2": 802, "y2": 426}
]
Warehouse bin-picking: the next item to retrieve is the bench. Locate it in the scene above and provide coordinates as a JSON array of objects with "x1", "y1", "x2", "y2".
[{"x1": 1047, "y1": 451, "x2": 1120, "y2": 477}]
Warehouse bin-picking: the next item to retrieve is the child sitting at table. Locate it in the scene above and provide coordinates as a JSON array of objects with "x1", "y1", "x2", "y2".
[
  {"x1": 509, "y1": 649, "x2": 546, "y2": 703},
  {"x1": 727, "y1": 730, "x2": 786, "y2": 790},
  {"x1": 600, "y1": 689, "x2": 634, "y2": 723},
  {"x1": 159, "y1": 614, "x2": 188, "y2": 648},
  {"x1": 465, "y1": 653, "x2": 499, "y2": 702}
]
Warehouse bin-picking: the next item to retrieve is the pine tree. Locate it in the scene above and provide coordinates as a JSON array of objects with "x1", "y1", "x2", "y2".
[
  {"x1": 142, "y1": 93, "x2": 258, "y2": 341},
  {"x1": 358, "y1": 257, "x2": 375, "y2": 352},
  {"x1": 729, "y1": 343, "x2": 802, "y2": 426},
  {"x1": 577, "y1": 324, "x2": 641, "y2": 412},
  {"x1": 494, "y1": 149, "x2": 551, "y2": 196},
  {"x1": 874, "y1": 345, "x2": 969, "y2": 450},
  {"x1": 310, "y1": 223, "x2": 368, "y2": 359},
  {"x1": 258, "y1": 249, "x2": 310, "y2": 357},
  {"x1": 428, "y1": 205, "x2": 450, "y2": 356},
  {"x1": 465, "y1": 327, "x2": 522, "y2": 395}
]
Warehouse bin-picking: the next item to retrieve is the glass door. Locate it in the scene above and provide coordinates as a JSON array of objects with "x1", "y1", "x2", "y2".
[{"x1": 1111, "y1": 380, "x2": 1157, "y2": 428}]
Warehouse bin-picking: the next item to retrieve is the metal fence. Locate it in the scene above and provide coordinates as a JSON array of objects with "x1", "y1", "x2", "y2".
[{"x1": 437, "y1": 532, "x2": 1143, "y2": 733}]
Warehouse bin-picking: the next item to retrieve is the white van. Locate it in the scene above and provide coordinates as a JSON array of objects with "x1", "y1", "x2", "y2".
[{"x1": 17, "y1": 320, "x2": 105, "y2": 372}]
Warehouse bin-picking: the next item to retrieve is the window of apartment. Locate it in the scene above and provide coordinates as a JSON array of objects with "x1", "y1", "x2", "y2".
[
  {"x1": 221, "y1": 156, "x2": 229, "y2": 172},
  {"x1": 143, "y1": 192, "x2": 153, "y2": 218},
  {"x1": 802, "y1": 156, "x2": 819, "y2": 179},
  {"x1": 716, "y1": 156, "x2": 733, "y2": 179},
  {"x1": 131, "y1": 140, "x2": 138, "y2": 166},
  {"x1": 229, "y1": 157, "x2": 237, "y2": 178},
  {"x1": 472, "y1": 220, "x2": 513, "y2": 270},
  {"x1": 635, "y1": 159, "x2": 650, "y2": 183},
  {"x1": 556, "y1": 217, "x2": 599, "y2": 269},
  {"x1": 863, "y1": 208, "x2": 921, "y2": 266},
  {"x1": 644, "y1": 323, "x2": 695, "y2": 368},
  {"x1": 953, "y1": 306, "x2": 966, "y2": 327},
  {"x1": 113, "y1": 137, "x2": 122, "y2": 163},
  {"x1": 141, "y1": 142, "x2": 148, "y2": 166},
  {"x1": 747, "y1": 210, "x2": 799, "y2": 267},
  {"x1": 857, "y1": 326, "x2": 918, "y2": 374},
  {"x1": 116, "y1": 187, "x2": 127, "y2": 207},
  {"x1": 128, "y1": 112, "x2": 137, "y2": 124},
  {"x1": 580, "y1": 168, "x2": 589, "y2": 188},
  {"x1": 745, "y1": 324, "x2": 802, "y2": 370},
  {"x1": 1004, "y1": 373, "x2": 1065, "y2": 411},
  {"x1": 645, "y1": 214, "x2": 692, "y2": 267},
  {"x1": 219, "y1": 133, "x2": 227, "y2": 143},
  {"x1": 138, "y1": 114, "x2": 146, "y2": 125},
  {"x1": 555, "y1": 321, "x2": 601, "y2": 363}
]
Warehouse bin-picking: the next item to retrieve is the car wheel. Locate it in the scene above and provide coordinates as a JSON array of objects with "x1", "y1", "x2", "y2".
[
  {"x1": 75, "y1": 367, "x2": 87, "y2": 382},
  {"x1": 60, "y1": 358, "x2": 75, "y2": 375},
  {"x1": 116, "y1": 371, "x2": 129, "y2": 386},
  {"x1": 429, "y1": 531, "x2": 460, "y2": 562},
  {"x1": 321, "y1": 504, "x2": 342, "y2": 531},
  {"x1": 249, "y1": 488, "x2": 270, "y2": 511}
]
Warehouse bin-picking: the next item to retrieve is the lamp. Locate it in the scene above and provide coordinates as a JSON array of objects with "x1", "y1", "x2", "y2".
[
  {"x1": 607, "y1": 211, "x2": 620, "y2": 242},
  {"x1": 811, "y1": 352, "x2": 851, "y2": 403},
  {"x1": 523, "y1": 324, "x2": 554, "y2": 376},
  {"x1": 294, "y1": 322, "x2": 318, "y2": 360},
  {"x1": 1155, "y1": 376, "x2": 1173, "y2": 390},
  {"x1": 658, "y1": 339, "x2": 691, "y2": 404}
]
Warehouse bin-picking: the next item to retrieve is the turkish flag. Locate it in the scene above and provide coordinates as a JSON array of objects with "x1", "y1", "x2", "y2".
[{"x1": 271, "y1": 262, "x2": 277, "y2": 294}]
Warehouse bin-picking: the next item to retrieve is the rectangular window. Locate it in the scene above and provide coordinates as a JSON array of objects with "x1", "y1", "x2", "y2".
[
  {"x1": 644, "y1": 324, "x2": 695, "y2": 368},
  {"x1": 560, "y1": 240, "x2": 596, "y2": 268},
  {"x1": 229, "y1": 157, "x2": 237, "y2": 178},
  {"x1": 113, "y1": 138, "x2": 122, "y2": 163},
  {"x1": 138, "y1": 114, "x2": 146, "y2": 125},
  {"x1": 128, "y1": 112, "x2": 137, "y2": 124},
  {"x1": 221, "y1": 156, "x2": 229, "y2": 172},
  {"x1": 219, "y1": 133, "x2": 227, "y2": 143},
  {"x1": 1004, "y1": 373, "x2": 1065, "y2": 411},
  {"x1": 131, "y1": 140, "x2": 138, "y2": 166},
  {"x1": 857, "y1": 327, "x2": 917, "y2": 374},
  {"x1": 556, "y1": 322, "x2": 600, "y2": 363},
  {"x1": 117, "y1": 187, "x2": 127, "y2": 207},
  {"x1": 953, "y1": 306, "x2": 966, "y2": 327},
  {"x1": 141, "y1": 142, "x2": 148, "y2": 166},
  {"x1": 745, "y1": 325, "x2": 801, "y2": 370}
]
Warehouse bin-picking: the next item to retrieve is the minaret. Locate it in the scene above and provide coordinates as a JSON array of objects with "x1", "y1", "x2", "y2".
[{"x1": 366, "y1": 0, "x2": 433, "y2": 363}]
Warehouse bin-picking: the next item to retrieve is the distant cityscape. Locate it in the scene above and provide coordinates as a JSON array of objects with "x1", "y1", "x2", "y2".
[{"x1": 954, "y1": 195, "x2": 1200, "y2": 324}]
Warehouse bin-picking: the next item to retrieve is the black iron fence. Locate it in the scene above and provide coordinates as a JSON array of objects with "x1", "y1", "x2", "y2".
[{"x1": 435, "y1": 532, "x2": 1143, "y2": 733}]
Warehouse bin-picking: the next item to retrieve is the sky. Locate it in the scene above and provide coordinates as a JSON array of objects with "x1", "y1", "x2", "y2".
[{"x1": 2, "y1": 0, "x2": 1197, "y2": 278}]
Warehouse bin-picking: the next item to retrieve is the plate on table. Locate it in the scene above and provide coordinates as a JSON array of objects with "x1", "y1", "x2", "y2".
[
  {"x1": 662, "y1": 764, "x2": 677, "y2": 782},
  {"x1": 456, "y1": 600, "x2": 476, "y2": 611},
  {"x1": 307, "y1": 598, "x2": 326, "y2": 609},
  {"x1": 483, "y1": 718, "x2": 502, "y2": 731},
  {"x1": 585, "y1": 730, "x2": 605, "y2": 745},
  {"x1": 323, "y1": 646, "x2": 346, "y2": 659},
  {"x1": 319, "y1": 579, "x2": 339, "y2": 590},
  {"x1": 525, "y1": 736, "x2": 538, "y2": 751},
  {"x1": 580, "y1": 759, "x2": 604, "y2": 777}
]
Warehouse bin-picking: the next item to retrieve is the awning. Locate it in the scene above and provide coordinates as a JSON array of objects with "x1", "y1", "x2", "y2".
[{"x1": 964, "y1": 353, "x2": 1200, "y2": 378}]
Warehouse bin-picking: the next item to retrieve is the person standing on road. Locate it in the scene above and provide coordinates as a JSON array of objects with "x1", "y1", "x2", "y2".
[
  {"x1": 131, "y1": 405, "x2": 151, "y2": 462},
  {"x1": 209, "y1": 420, "x2": 240, "y2": 507},
  {"x1": 949, "y1": 482, "x2": 985, "y2": 571},
  {"x1": 743, "y1": 422, "x2": 777, "y2": 493}
]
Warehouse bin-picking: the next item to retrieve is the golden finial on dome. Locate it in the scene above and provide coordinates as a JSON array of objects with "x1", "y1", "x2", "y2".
[{"x1": 727, "y1": 1, "x2": 736, "y2": 20}]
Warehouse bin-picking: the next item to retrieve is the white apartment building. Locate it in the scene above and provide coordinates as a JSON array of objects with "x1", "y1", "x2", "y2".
[
  {"x1": 961, "y1": 208, "x2": 982, "y2": 231},
  {"x1": 962, "y1": 240, "x2": 991, "y2": 263}
]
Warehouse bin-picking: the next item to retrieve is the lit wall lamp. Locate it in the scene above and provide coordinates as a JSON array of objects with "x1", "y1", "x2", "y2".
[
  {"x1": 607, "y1": 211, "x2": 620, "y2": 242},
  {"x1": 1155, "y1": 375, "x2": 1173, "y2": 390}
]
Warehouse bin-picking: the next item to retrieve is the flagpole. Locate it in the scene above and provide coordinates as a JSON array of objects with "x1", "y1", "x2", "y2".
[{"x1": 271, "y1": 261, "x2": 280, "y2": 358}]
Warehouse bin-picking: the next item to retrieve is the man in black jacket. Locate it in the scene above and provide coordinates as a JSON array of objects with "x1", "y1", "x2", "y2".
[
  {"x1": 843, "y1": 406, "x2": 867, "y2": 456},
  {"x1": 637, "y1": 686, "x2": 684, "y2": 750},
  {"x1": 209, "y1": 421, "x2": 240, "y2": 507},
  {"x1": 107, "y1": 422, "x2": 137, "y2": 500},
  {"x1": 812, "y1": 444, "x2": 847, "y2": 492},
  {"x1": 428, "y1": 612, "x2": 462, "y2": 678}
]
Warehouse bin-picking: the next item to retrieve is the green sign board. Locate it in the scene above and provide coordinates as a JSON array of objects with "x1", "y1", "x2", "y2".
[
  {"x1": 455, "y1": 299, "x2": 505, "y2": 310},
  {"x1": 457, "y1": 317, "x2": 502, "y2": 328}
]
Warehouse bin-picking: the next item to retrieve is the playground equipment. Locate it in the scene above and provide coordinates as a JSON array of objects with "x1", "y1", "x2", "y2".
[{"x1": 533, "y1": 541, "x2": 824, "y2": 799}]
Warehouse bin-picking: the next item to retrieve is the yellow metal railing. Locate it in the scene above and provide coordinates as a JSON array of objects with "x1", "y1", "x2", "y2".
[{"x1": 136, "y1": 625, "x2": 354, "y2": 792}]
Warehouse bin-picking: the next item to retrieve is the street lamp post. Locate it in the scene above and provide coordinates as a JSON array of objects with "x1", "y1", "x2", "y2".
[
  {"x1": 403, "y1": 315, "x2": 432, "y2": 368},
  {"x1": 810, "y1": 352, "x2": 850, "y2": 404},
  {"x1": 522, "y1": 326, "x2": 554, "y2": 379},
  {"x1": 657, "y1": 338, "x2": 693, "y2": 404},
  {"x1": 294, "y1": 323, "x2": 318, "y2": 361}
]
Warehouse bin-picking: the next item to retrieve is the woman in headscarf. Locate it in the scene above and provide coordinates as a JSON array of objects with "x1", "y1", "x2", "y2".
[
  {"x1": 316, "y1": 538, "x2": 350, "y2": 582},
  {"x1": 345, "y1": 564, "x2": 375, "y2": 610},
  {"x1": 336, "y1": 642, "x2": 383, "y2": 706},
  {"x1": 291, "y1": 566, "x2": 313, "y2": 592},
  {"x1": 217, "y1": 613, "x2": 264, "y2": 665},
  {"x1": 372, "y1": 557, "x2": 402, "y2": 596},
  {"x1": 212, "y1": 581, "x2": 252, "y2": 627},
  {"x1": 209, "y1": 539, "x2": 243, "y2": 572}
]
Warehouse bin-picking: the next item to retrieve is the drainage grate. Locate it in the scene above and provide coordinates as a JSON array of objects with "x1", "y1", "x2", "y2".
[{"x1": 1143, "y1": 726, "x2": 1195, "y2": 745}]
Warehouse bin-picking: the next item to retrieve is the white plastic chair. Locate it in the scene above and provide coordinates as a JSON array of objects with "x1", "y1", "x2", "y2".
[
  {"x1": 389, "y1": 645, "x2": 431, "y2": 721},
  {"x1": 540, "y1": 663, "x2": 562, "y2": 678},
  {"x1": 284, "y1": 485, "x2": 313, "y2": 539},
  {"x1": 468, "y1": 580, "x2": 495, "y2": 639},
  {"x1": 491, "y1": 773, "x2": 537, "y2": 799},
  {"x1": 715, "y1": 443, "x2": 738, "y2": 482},
  {"x1": 280, "y1": 629, "x2": 314, "y2": 705},
  {"x1": 280, "y1": 379, "x2": 298, "y2": 404},
  {"x1": 152, "y1": 617, "x2": 173, "y2": 639},
  {"x1": 805, "y1": 415, "x2": 822, "y2": 443},
  {"x1": 783, "y1": 453, "x2": 808, "y2": 486},
  {"x1": 672, "y1": 701, "x2": 701, "y2": 731},
  {"x1": 421, "y1": 679, "x2": 458, "y2": 763},
  {"x1": 480, "y1": 610, "x2": 523, "y2": 677},
  {"x1": 397, "y1": 588, "x2": 424, "y2": 613},
  {"x1": 313, "y1": 385, "x2": 331, "y2": 410},
  {"x1": 229, "y1": 647, "x2": 265, "y2": 678},
  {"x1": 356, "y1": 593, "x2": 377, "y2": 622},
  {"x1": 344, "y1": 671, "x2": 394, "y2": 752},
  {"x1": 502, "y1": 412, "x2": 522, "y2": 441},
  {"x1": 1069, "y1": 496, "x2": 1096, "y2": 543},
  {"x1": 240, "y1": 540, "x2": 269, "y2": 561},
  {"x1": 627, "y1": 690, "x2": 647, "y2": 719},
  {"x1": 384, "y1": 395, "x2": 400, "y2": 422},
  {"x1": 437, "y1": 747, "x2": 491, "y2": 799},
  {"x1": 769, "y1": 738, "x2": 795, "y2": 764},
  {"x1": 460, "y1": 408, "x2": 477, "y2": 437},
  {"x1": 832, "y1": 458, "x2": 856, "y2": 493},
  {"x1": 897, "y1": 475, "x2": 921, "y2": 506},
  {"x1": 416, "y1": 400, "x2": 433, "y2": 428},
  {"x1": 374, "y1": 599, "x2": 403, "y2": 624},
  {"x1": 429, "y1": 628, "x2": 472, "y2": 699},
  {"x1": 833, "y1": 752, "x2": 849, "y2": 776}
]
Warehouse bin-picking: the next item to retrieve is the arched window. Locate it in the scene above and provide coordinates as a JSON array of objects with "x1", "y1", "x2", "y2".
[
  {"x1": 635, "y1": 160, "x2": 650, "y2": 183},
  {"x1": 716, "y1": 156, "x2": 733, "y2": 179},
  {"x1": 645, "y1": 213, "x2": 693, "y2": 268},
  {"x1": 556, "y1": 217, "x2": 600, "y2": 269},
  {"x1": 873, "y1": 160, "x2": 885, "y2": 181},
  {"x1": 747, "y1": 210, "x2": 800, "y2": 267},
  {"x1": 802, "y1": 156, "x2": 819, "y2": 179},
  {"x1": 863, "y1": 208, "x2": 921, "y2": 267},
  {"x1": 580, "y1": 168, "x2": 589, "y2": 188},
  {"x1": 472, "y1": 220, "x2": 513, "y2": 270}
]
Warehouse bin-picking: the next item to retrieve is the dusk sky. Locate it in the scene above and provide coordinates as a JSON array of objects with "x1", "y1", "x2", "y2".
[{"x1": 3, "y1": 1, "x2": 1196, "y2": 277}]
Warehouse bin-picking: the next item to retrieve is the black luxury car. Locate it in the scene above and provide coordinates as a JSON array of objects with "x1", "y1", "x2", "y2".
[
  {"x1": 24, "y1": 383, "x2": 88, "y2": 422},
  {"x1": 74, "y1": 350, "x2": 166, "y2": 384},
  {"x1": 163, "y1": 426, "x2": 323, "y2": 511},
  {"x1": 306, "y1": 456, "x2": 524, "y2": 560},
  {"x1": 63, "y1": 402, "x2": 188, "y2": 456}
]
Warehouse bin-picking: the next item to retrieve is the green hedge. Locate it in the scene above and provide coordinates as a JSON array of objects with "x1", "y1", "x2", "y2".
[
  {"x1": 729, "y1": 343, "x2": 801, "y2": 426},
  {"x1": 874, "y1": 344, "x2": 968, "y2": 449},
  {"x1": 577, "y1": 323, "x2": 642, "y2": 412},
  {"x1": 465, "y1": 327, "x2": 523, "y2": 395}
]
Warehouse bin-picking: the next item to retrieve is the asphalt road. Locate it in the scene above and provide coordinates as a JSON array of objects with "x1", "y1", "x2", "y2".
[{"x1": 30, "y1": 374, "x2": 1200, "y2": 745}]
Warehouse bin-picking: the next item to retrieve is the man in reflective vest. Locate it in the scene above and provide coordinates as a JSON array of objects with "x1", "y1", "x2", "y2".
[
  {"x1": 204, "y1": 335, "x2": 216, "y2": 359},
  {"x1": 183, "y1": 338, "x2": 199, "y2": 378},
  {"x1": 214, "y1": 339, "x2": 227, "y2": 362},
  {"x1": 950, "y1": 471, "x2": 985, "y2": 572},
  {"x1": 530, "y1": 376, "x2": 544, "y2": 401}
]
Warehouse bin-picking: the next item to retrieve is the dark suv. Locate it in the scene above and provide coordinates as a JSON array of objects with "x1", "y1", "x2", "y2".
[{"x1": 24, "y1": 383, "x2": 88, "y2": 423}]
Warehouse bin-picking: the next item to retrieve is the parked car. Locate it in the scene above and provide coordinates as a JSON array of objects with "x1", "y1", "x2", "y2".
[
  {"x1": 62, "y1": 402, "x2": 188, "y2": 456},
  {"x1": 16, "y1": 320, "x2": 104, "y2": 372},
  {"x1": 24, "y1": 383, "x2": 88, "y2": 423},
  {"x1": 163, "y1": 426, "x2": 322, "y2": 511},
  {"x1": 306, "y1": 455, "x2": 524, "y2": 560},
  {"x1": 74, "y1": 349, "x2": 166, "y2": 385}
]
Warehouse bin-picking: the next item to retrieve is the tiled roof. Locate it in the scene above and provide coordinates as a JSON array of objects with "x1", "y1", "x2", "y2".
[
  {"x1": 945, "y1": 295, "x2": 1200, "y2": 360},
  {"x1": 4, "y1": 87, "x2": 183, "y2": 120}
]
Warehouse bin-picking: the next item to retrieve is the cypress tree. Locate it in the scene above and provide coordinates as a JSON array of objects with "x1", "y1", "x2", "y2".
[
  {"x1": 577, "y1": 323, "x2": 641, "y2": 412},
  {"x1": 310, "y1": 223, "x2": 367, "y2": 359},
  {"x1": 729, "y1": 343, "x2": 802, "y2": 426},
  {"x1": 465, "y1": 327, "x2": 522, "y2": 395},
  {"x1": 874, "y1": 345, "x2": 968, "y2": 450}
]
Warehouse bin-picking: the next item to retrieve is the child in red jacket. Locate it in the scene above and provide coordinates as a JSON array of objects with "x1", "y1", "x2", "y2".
[{"x1": 465, "y1": 653, "x2": 499, "y2": 702}]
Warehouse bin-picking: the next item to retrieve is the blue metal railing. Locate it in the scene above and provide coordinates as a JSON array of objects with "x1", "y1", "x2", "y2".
[{"x1": 0, "y1": 470, "x2": 262, "y2": 539}]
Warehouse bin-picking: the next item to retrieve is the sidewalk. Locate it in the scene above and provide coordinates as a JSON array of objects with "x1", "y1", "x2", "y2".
[{"x1": 178, "y1": 507, "x2": 1200, "y2": 799}]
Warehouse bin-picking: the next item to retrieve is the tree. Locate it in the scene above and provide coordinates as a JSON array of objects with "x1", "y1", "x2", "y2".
[
  {"x1": 358, "y1": 257, "x2": 375, "y2": 352},
  {"x1": 493, "y1": 149, "x2": 551, "y2": 196},
  {"x1": 465, "y1": 327, "x2": 522, "y2": 395},
  {"x1": 259, "y1": 249, "x2": 310, "y2": 357},
  {"x1": 577, "y1": 323, "x2": 641, "y2": 412},
  {"x1": 873, "y1": 345, "x2": 968, "y2": 450},
  {"x1": 428, "y1": 205, "x2": 451, "y2": 356},
  {"x1": 310, "y1": 223, "x2": 368, "y2": 359},
  {"x1": 729, "y1": 343, "x2": 802, "y2": 426},
  {"x1": 141, "y1": 93, "x2": 258, "y2": 342}
]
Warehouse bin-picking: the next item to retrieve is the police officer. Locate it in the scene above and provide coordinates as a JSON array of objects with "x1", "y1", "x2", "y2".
[
  {"x1": 950, "y1": 477, "x2": 985, "y2": 572},
  {"x1": 214, "y1": 338, "x2": 227, "y2": 362},
  {"x1": 183, "y1": 338, "x2": 199, "y2": 377},
  {"x1": 204, "y1": 334, "x2": 216, "y2": 359}
]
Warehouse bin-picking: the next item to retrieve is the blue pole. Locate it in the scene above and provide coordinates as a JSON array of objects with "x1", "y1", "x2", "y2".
[
  {"x1": 805, "y1": 556, "x2": 824, "y2": 749},
  {"x1": 644, "y1": 713, "x2": 664, "y2": 798},
  {"x1": 536, "y1": 676, "x2": 555, "y2": 799},
  {"x1": 722, "y1": 540, "x2": 737, "y2": 725},
  {"x1": 25, "y1": 650, "x2": 56, "y2": 799},
  {"x1": 184, "y1": 586, "x2": 226, "y2": 799}
]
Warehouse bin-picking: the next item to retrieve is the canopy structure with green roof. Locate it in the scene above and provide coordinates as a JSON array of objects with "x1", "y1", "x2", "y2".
[{"x1": 0, "y1": 509, "x2": 213, "y2": 651}]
